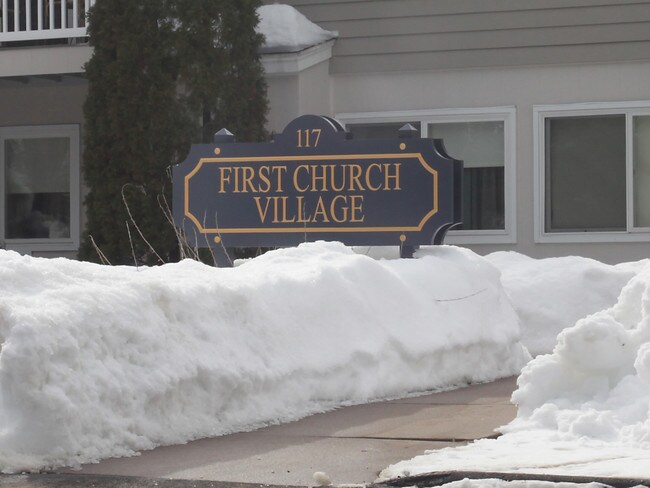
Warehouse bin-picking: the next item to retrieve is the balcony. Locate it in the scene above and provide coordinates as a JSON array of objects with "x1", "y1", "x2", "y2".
[{"x1": 0, "y1": 0, "x2": 94, "y2": 44}]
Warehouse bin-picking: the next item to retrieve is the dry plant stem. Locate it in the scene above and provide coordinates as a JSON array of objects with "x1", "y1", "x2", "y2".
[
  {"x1": 213, "y1": 210, "x2": 233, "y2": 267},
  {"x1": 434, "y1": 288, "x2": 487, "y2": 302},
  {"x1": 125, "y1": 221, "x2": 138, "y2": 269},
  {"x1": 191, "y1": 227, "x2": 201, "y2": 260},
  {"x1": 157, "y1": 193, "x2": 183, "y2": 258},
  {"x1": 201, "y1": 211, "x2": 218, "y2": 267},
  {"x1": 303, "y1": 206, "x2": 308, "y2": 243},
  {"x1": 121, "y1": 184, "x2": 165, "y2": 264},
  {"x1": 158, "y1": 193, "x2": 192, "y2": 261},
  {"x1": 89, "y1": 235, "x2": 112, "y2": 265},
  {"x1": 182, "y1": 222, "x2": 201, "y2": 261}
]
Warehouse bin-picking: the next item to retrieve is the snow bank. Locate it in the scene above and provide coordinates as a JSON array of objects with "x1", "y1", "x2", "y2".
[
  {"x1": 0, "y1": 242, "x2": 527, "y2": 472},
  {"x1": 257, "y1": 4, "x2": 337, "y2": 52},
  {"x1": 430, "y1": 481, "x2": 605, "y2": 488},
  {"x1": 381, "y1": 260, "x2": 650, "y2": 480},
  {"x1": 484, "y1": 252, "x2": 644, "y2": 356}
]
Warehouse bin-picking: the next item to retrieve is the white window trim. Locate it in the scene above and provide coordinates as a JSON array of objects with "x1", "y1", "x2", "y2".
[
  {"x1": 336, "y1": 106, "x2": 517, "y2": 245},
  {"x1": 0, "y1": 124, "x2": 80, "y2": 253},
  {"x1": 534, "y1": 101, "x2": 650, "y2": 243}
]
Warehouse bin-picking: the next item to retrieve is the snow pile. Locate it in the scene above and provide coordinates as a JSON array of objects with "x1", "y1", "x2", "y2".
[
  {"x1": 0, "y1": 242, "x2": 528, "y2": 472},
  {"x1": 432, "y1": 482, "x2": 605, "y2": 488},
  {"x1": 484, "y1": 252, "x2": 644, "y2": 356},
  {"x1": 257, "y1": 4, "x2": 337, "y2": 52},
  {"x1": 381, "y1": 260, "x2": 650, "y2": 480}
]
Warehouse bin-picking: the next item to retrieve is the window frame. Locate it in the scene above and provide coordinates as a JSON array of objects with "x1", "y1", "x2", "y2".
[
  {"x1": 336, "y1": 106, "x2": 517, "y2": 244},
  {"x1": 0, "y1": 124, "x2": 80, "y2": 253},
  {"x1": 534, "y1": 101, "x2": 650, "y2": 243}
]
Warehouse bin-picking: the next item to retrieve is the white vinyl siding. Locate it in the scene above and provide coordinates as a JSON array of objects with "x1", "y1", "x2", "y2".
[{"x1": 267, "y1": 0, "x2": 650, "y2": 74}]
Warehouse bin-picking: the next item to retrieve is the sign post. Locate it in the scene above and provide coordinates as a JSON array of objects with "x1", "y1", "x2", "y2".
[{"x1": 173, "y1": 115, "x2": 462, "y2": 265}]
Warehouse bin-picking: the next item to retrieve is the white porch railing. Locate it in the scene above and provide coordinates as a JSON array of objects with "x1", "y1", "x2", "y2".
[{"x1": 0, "y1": 0, "x2": 94, "y2": 43}]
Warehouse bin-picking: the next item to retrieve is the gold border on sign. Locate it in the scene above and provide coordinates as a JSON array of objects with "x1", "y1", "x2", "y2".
[{"x1": 184, "y1": 153, "x2": 438, "y2": 234}]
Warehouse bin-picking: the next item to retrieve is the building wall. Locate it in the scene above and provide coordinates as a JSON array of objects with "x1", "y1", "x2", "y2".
[
  {"x1": 264, "y1": 0, "x2": 650, "y2": 264},
  {"x1": 277, "y1": 0, "x2": 650, "y2": 74},
  {"x1": 4, "y1": 2, "x2": 650, "y2": 262},
  {"x1": 266, "y1": 73, "x2": 301, "y2": 134},
  {"x1": 296, "y1": 59, "x2": 332, "y2": 127},
  {"x1": 330, "y1": 60, "x2": 650, "y2": 263},
  {"x1": 263, "y1": 38, "x2": 335, "y2": 134},
  {"x1": 0, "y1": 79, "x2": 87, "y2": 258},
  {"x1": 0, "y1": 45, "x2": 91, "y2": 77}
]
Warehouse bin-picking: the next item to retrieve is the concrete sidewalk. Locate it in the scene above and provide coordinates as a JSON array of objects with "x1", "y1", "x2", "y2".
[{"x1": 52, "y1": 376, "x2": 518, "y2": 487}]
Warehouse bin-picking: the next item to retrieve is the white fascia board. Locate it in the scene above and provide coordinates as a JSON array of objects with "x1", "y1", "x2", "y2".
[
  {"x1": 261, "y1": 40, "x2": 334, "y2": 76},
  {"x1": 0, "y1": 39, "x2": 334, "y2": 78},
  {"x1": 0, "y1": 45, "x2": 91, "y2": 77}
]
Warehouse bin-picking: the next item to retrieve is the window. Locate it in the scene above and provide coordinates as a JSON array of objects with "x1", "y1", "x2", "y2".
[
  {"x1": 0, "y1": 125, "x2": 80, "y2": 252},
  {"x1": 339, "y1": 107, "x2": 516, "y2": 244},
  {"x1": 428, "y1": 121, "x2": 505, "y2": 231},
  {"x1": 633, "y1": 115, "x2": 650, "y2": 228},
  {"x1": 534, "y1": 102, "x2": 650, "y2": 242}
]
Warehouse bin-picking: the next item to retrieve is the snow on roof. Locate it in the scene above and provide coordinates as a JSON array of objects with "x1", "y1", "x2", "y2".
[{"x1": 257, "y1": 4, "x2": 338, "y2": 53}]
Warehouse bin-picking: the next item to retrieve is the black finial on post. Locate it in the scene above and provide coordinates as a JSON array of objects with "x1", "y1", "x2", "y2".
[
  {"x1": 398, "y1": 123, "x2": 419, "y2": 139},
  {"x1": 214, "y1": 128, "x2": 235, "y2": 144}
]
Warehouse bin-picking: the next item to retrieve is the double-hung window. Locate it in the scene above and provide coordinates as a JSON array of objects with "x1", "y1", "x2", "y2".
[
  {"x1": 0, "y1": 124, "x2": 80, "y2": 253},
  {"x1": 534, "y1": 102, "x2": 650, "y2": 242},
  {"x1": 337, "y1": 107, "x2": 516, "y2": 244}
]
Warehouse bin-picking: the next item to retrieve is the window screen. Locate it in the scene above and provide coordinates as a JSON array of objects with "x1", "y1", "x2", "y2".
[
  {"x1": 5, "y1": 137, "x2": 71, "y2": 239},
  {"x1": 429, "y1": 121, "x2": 505, "y2": 230},
  {"x1": 545, "y1": 115, "x2": 626, "y2": 232}
]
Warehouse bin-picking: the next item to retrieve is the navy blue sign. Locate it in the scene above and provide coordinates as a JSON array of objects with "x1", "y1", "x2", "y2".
[{"x1": 173, "y1": 115, "x2": 462, "y2": 258}]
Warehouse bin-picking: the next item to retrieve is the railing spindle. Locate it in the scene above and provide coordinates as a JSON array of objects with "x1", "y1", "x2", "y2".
[
  {"x1": 0, "y1": 0, "x2": 94, "y2": 41},
  {"x1": 26, "y1": 0, "x2": 32, "y2": 31},
  {"x1": 1, "y1": 0, "x2": 7, "y2": 33},
  {"x1": 13, "y1": 0, "x2": 19, "y2": 32},
  {"x1": 60, "y1": 0, "x2": 65, "y2": 28}
]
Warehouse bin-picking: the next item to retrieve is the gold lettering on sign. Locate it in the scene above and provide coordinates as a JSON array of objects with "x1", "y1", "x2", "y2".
[
  {"x1": 215, "y1": 158, "x2": 412, "y2": 227},
  {"x1": 272, "y1": 166, "x2": 288, "y2": 193},
  {"x1": 219, "y1": 167, "x2": 232, "y2": 193},
  {"x1": 253, "y1": 196, "x2": 272, "y2": 222},
  {"x1": 350, "y1": 195, "x2": 365, "y2": 223},
  {"x1": 251, "y1": 194, "x2": 368, "y2": 225},
  {"x1": 384, "y1": 163, "x2": 401, "y2": 190},
  {"x1": 313, "y1": 197, "x2": 330, "y2": 222},
  {"x1": 293, "y1": 165, "x2": 310, "y2": 192},
  {"x1": 330, "y1": 194, "x2": 348, "y2": 223},
  {"x1": 296, "y1": 129, "x2": 322, "y2": 148},
  {"x1": 258, "y1": 166, "x2": 271, "y2": 193},
  {"x1": 311, "y1": 164, "x2": 328, "y2": 192},
  {"x1": 365, "y1": 163, "x2": 382, "y2": 191}
]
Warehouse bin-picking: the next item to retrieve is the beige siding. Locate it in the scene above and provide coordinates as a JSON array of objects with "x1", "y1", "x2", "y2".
[{"x1": 266, "y1": 0, "x2": 650, "y2": 73}]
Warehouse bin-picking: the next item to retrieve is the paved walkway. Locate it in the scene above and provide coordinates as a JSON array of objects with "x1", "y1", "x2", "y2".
[{"x1": 54, "y1": 376, "x2": 518, "y2": 487}]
